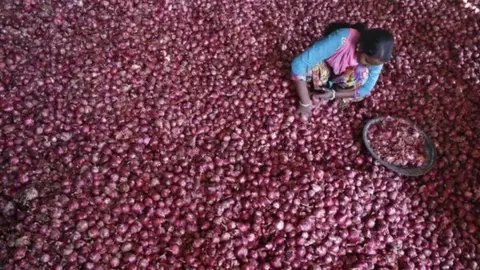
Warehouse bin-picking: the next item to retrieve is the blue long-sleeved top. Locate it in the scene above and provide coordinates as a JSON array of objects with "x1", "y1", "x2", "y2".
[{"x1": 291, "y1": 28, "x2": 382, "y2": 97}]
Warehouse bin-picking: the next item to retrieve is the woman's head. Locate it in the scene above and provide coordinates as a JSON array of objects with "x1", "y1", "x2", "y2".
[
  {"x1": 323, "y1": 22, "x2": 394, "y2": 66},
  {"x1": 324, "y1": 22, "x2": 394, "y2": 66},
  {"x1": 357, "y1": 28, "x2": 394, "y2": 66}
]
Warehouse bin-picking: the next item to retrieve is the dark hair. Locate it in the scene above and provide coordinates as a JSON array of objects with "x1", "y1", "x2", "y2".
[
  {"x1": 323, "y1": 22, "x2": 394, "y2": 62},
  {"x1": 359, "y1": 28, "x2": 394, "y2": 62}
]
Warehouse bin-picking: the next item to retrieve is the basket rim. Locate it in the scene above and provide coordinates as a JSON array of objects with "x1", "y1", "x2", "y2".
[{"x1": 362, "y1": 116, "x2": 436, "y2": 177}]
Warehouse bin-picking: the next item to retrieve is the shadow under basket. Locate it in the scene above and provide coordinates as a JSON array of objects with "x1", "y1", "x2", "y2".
[{"x1": 363, "y1": 117, "x2": 437, "y2": 177}]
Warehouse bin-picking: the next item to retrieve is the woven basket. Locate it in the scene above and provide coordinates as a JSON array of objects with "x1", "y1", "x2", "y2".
[{"x1": 363, "y1": 117, "x2": 436, "y2": 177}]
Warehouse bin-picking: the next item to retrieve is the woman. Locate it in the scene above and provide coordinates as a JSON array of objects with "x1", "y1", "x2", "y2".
[{"x1": 291, "y1": 23, "x2": 394, "y2": 118}]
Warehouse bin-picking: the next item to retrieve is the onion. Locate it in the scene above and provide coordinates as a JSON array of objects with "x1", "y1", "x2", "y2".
[
  {"x1": 0, "y1": 0, "x2": 479, "y2": 268},
  {"x1": 367, "y1": 117, "x2": 426, "y2": 167}
]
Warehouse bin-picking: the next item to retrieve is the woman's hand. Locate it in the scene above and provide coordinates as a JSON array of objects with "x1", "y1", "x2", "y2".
[
  {"x1": 296, "y1": 104, "x2": 312, "y2": 119},
  {"x1": 313, "y1": 89, "x2": 334, "y2": 100},
  {"x1": 294, "y1": 80, "x2": 313, "y2": 120}
]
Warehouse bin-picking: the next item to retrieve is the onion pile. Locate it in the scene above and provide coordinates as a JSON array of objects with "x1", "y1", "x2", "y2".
[
  {"x1": 367, "y1": 117, "x2": 426, "y2": 167},
  {"x1": 1, "y1": 0, "x2": 479, "y2": 269}
]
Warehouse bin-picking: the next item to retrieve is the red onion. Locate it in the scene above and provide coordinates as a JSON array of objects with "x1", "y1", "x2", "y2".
[
  {"x1": 0, "y1": 0, "x2": 479, "y2": 268},
  {"x1": 367, "y1": 117, "x2": 426, "y2": 167}
]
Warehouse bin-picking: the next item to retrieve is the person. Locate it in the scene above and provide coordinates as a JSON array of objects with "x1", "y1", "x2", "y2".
[{"x1": 291, "y1": 23, "x2": 394, "y2": 118}]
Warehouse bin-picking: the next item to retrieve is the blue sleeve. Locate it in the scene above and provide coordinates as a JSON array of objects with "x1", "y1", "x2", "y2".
[
  {"x1": 291, "y1": 28, "x2": 350, "y2": 79},
  {"x1": 358, "y1": 65, "x2": 383, "y2": 97}
]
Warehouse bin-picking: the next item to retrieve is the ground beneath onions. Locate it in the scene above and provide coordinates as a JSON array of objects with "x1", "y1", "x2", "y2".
[
  {"x1": 1, "y1": 0, "x2": 479, "y2": 269},
  {"x1": 367, "y1": 118, "x2": 426, "y2": 167}
]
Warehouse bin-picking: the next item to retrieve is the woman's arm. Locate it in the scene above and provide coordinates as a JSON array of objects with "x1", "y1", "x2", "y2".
[
  {"x1": 357, "y1": 65, "x2": 383, "y2": 97},
  {"x1": 294, "y1": 80, "x2": 313, "y2": 118},
  {"x1": 316, "y1": 65, "x2": 384, "y2": 100},
  {"x1": 335, "y1": 90, "x2": 356, "y2": 98},
  {"x1": 314, "y1": 89, "x2": 356, "y2": 100},
  {"x1": 295, "y1": 80, "x2": 311, "y2": 105},
  {"x1": 291, "y1": 29, "x2": 350, "y2": 118},
  {"x1": 291, "y1": 29, "x2": 350, "y2": 78}
]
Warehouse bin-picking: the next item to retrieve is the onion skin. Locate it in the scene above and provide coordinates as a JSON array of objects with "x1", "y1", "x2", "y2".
[
  {"x1": 367, "y1": 117, "x2": 426, "y2": 167},
  {"x1": 0, "y1": 0, "x2": 479, "y2": 269}
]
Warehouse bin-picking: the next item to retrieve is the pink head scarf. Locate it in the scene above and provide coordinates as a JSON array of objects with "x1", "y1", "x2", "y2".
[{"x1": 326, "y1": 29, "x2": 360, "y2": 75}]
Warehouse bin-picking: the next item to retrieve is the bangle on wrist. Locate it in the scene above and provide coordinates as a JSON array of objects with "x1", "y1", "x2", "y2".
[
  {"x1": 300, "y1": 101, "x2": 312, "y2": 107},
  {"x1": 330, "y1": 90, "x2": 336, "y2": 100}
]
